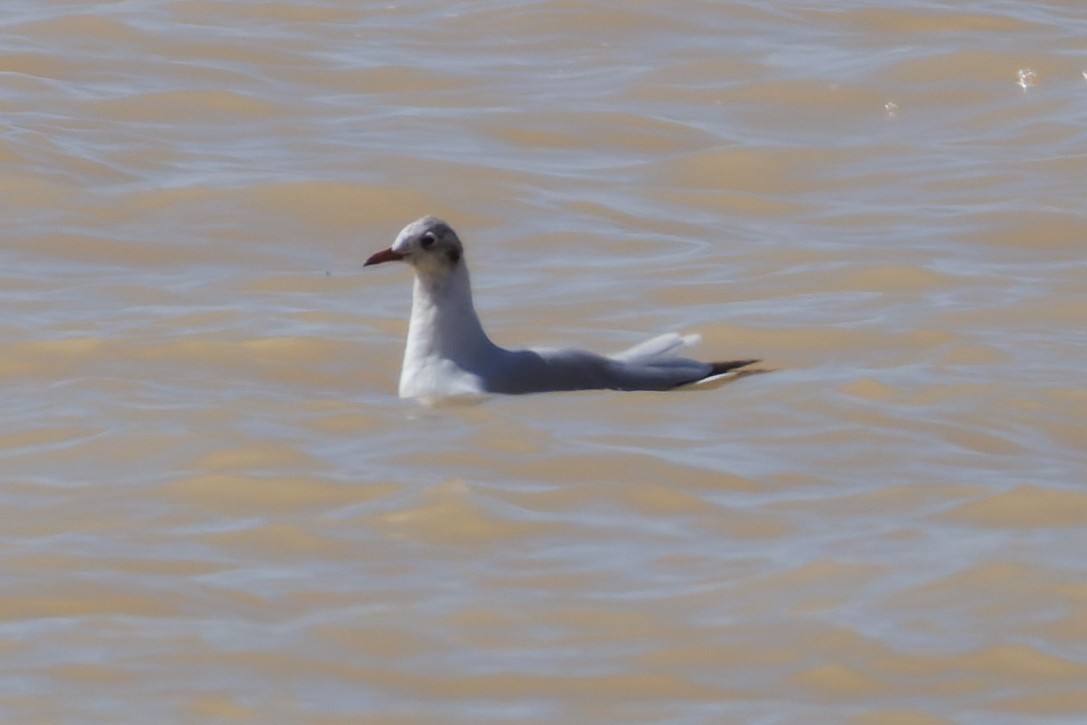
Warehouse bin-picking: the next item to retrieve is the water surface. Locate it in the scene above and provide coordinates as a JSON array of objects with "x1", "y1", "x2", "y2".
[{"x1": 2, "y1": 1, "x2": 1086, "y2": 722}]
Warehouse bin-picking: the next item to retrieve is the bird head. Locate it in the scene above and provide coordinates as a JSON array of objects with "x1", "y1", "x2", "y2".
[{"x1": 365, "y1": 216, "x2": 464, "y2": 275}]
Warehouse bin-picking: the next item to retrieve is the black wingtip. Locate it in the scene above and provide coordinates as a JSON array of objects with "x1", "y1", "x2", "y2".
[{"x1": 708, "y1": 359, "x2": 760, "y2": 376}]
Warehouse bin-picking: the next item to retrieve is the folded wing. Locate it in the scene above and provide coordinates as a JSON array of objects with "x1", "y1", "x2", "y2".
[{"x1": 480, "y1": 333, "x2": 758, "y2": 394}]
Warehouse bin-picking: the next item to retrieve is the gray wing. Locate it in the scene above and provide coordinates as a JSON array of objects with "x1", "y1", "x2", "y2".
[{"x1": 481, "y1": 341, "x2": 756, "y2": 394}]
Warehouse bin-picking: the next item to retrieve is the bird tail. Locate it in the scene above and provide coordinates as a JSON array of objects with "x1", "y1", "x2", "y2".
[
  {"x1": 707, "y1": 359, "x2": 760, "y2": 376},
  {"x1": 611, "y1": 332, "x2": 700, "y2": 364}
]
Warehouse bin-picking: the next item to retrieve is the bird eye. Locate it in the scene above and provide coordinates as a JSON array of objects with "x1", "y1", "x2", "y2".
[{"x1": 420, "y1": 232, "x2": 437, "y2": 250}]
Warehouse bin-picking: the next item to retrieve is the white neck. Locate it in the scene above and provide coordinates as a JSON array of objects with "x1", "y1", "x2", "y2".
[{"x1": 403, "y1": 261, "x2": 500, "y2": 371}]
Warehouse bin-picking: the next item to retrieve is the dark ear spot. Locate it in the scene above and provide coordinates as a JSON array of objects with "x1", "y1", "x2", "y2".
[{"x1": 447, "y1": 249, "x2": 461, "y2": 264}]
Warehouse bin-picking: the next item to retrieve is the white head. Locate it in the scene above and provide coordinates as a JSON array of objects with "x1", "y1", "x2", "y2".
[{"x1": 364, "y1": 216, "x2": 464, "y2": 278}]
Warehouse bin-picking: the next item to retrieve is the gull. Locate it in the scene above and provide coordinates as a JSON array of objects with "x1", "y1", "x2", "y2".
[{"x1": 365, "y1": 216, "x2": 760, "y2": 402}]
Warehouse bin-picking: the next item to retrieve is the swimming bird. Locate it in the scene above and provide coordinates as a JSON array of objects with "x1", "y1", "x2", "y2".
[{"x1": 365, "y1": 216, "x2": 759, "y2": 402}]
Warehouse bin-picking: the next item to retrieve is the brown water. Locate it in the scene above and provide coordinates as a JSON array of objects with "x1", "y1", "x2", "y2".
[{"x1": 2, "y1": 1, "x2": 1087, "y2": 722}]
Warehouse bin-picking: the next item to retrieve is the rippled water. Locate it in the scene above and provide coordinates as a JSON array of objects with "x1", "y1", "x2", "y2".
[{"x1": 3, "y1": 1, "x2": 1087, "y2": 722}]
